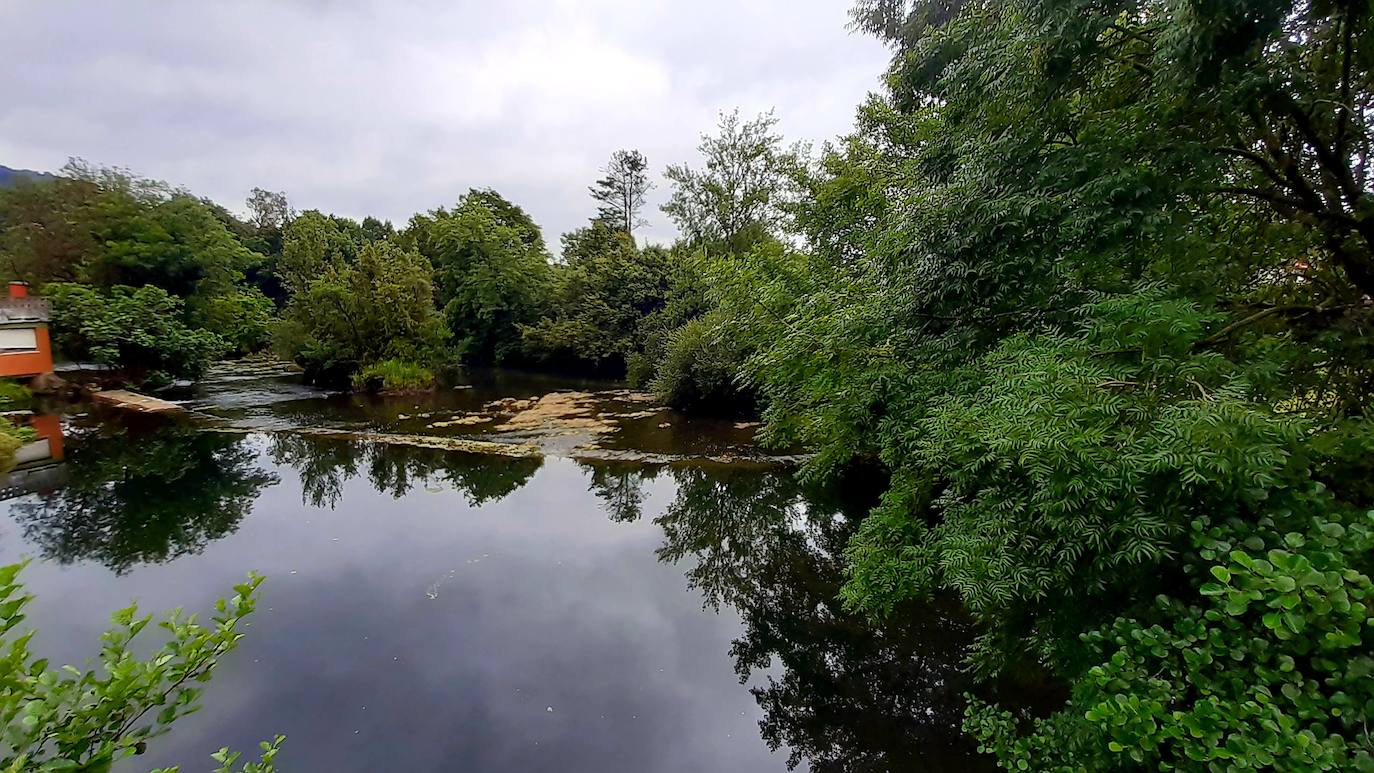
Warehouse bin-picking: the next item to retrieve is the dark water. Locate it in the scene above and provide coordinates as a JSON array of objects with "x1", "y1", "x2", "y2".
[{"x1": 0, "y1": 372, "x2": 992, "y2": 772}]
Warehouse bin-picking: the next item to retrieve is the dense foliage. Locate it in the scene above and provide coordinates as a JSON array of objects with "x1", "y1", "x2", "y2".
[
  {"x1": 0, "y1": 163, "x2": 277, "y2": 382},
  {"x1": 682, "y1": 0, "x2": 1374, "y2": 768},
  {"x1": 274, "y1": 241, "x2": 447, "y2": 383},
  {"x1": 47, "y1": 283, "x2": 226, "y2": 383},
  {"x1": 0, "y1": 563, "x2": 281, "y2": 772},
  {"x1": 400, "y1": 190, "x2": 555, "y2": 365}
]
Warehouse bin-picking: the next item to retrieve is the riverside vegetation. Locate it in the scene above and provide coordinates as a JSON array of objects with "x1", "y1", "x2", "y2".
[{"x1": 1, "y1": 0, "x2": 1372, "y2": 769}]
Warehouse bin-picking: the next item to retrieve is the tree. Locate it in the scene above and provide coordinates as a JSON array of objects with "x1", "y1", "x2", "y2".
[
  {"x1": 402, "y1": 190, "x2": 553, "y2": 364},
  {"x1": 360, "y1": 215, "x2": 395, "y2": 244},
  {"x1": 245, "y1": 187, "x2": 291, "y2": 232},
  {"x1": 662, "y1": 111, "x2": 799, "y2": 249},
  {"x1": 521, "y1": 222, "x2": 672, "y2": 374},
  {"x1": 57, "y1": 164, "x2": 257, "y2": 302},
  {"x1": 589, "y1": 149, "x2": 653, "y2": 237},
  {"x1": 277, "y1": 210, "x2": 364, "y2": 294},
  {"x1": 705, "y1": 0, "x2": 1374, "y2": 767},
  {"x1": 46, "y1": 283, "x2": 226, "y2": 383},
  {"x1": 0, "y1": 175, "x2": 99, "y2": 285},
  {"x1": 275, "y1": 241, "x2": 449, "y2": 381}
]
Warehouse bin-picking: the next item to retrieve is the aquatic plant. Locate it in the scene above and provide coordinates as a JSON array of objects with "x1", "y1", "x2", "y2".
[{"x1": 351, "y1": 358, "x2": 436, "y2": 393}]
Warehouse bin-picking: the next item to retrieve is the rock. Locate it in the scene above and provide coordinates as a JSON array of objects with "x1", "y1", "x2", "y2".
[
  {"x1": 92, "y1": 390, "x2": 183, "y2": 414},
  {"x1": 27, "y1": 371, "x2": 71, "y2": 396},
  {"x1": 429, "y1": 415, "x2": 492, "y2": 428},
  {"x1": 153, "y1": 379, "x2": 195, "y2": 397}
]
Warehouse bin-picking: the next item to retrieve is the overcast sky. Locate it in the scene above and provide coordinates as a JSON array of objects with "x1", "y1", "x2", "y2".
[{"x1": 0, "y1": 0, "x2": 891, "y2": 247}]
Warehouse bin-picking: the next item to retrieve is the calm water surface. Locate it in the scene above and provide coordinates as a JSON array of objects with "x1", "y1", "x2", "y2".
[{"x1": 0, "y1": 369, "x2": 990, "y2": 772}]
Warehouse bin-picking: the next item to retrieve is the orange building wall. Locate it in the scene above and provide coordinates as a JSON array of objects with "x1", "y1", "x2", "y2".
[
  {"x1": 27, "y1": 413, "x2": 63, "y2": 462},
  {"x1": 0, "y1": 325, "x2": 53, "y2": 378}
]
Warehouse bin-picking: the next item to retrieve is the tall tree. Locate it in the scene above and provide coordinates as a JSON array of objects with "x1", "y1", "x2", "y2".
[
  {"x1": 662, "y1": 111, "x2": 798, "y2": 249},
  {"x1": 589, "y1": 149, "x2": 653, "y2": 238},
  {"x1": 402, "y1": 190, "x2": 553, "y2": 364},
  {"x1": 245, "y1": 187, "x2": 291, "y2": 232}
]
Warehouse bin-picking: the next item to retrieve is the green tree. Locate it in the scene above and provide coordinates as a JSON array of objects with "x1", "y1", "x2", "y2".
[
  {"x1": 662, "y1": 110, "x2": 800, "y2": 250},
  {"x1": 46, "y1": 283, "x2": 226, "y2": 383},
  {"x1": 275, "y1": 240, "x2": 448, "y2": 380},
  {"x1": 589, "y1": 149, "x2": 653, "y2": 237},
  {"x1": 277, "y1": 210, "x2": 364, "y2": 294},
  {"x1": 402, "y1": 190, "x2": 553, "y2": 364},
  {"x1": 245, "y1": 187, "x2": 291, "y2": 233},
  {"x1": 0, "y1": 175, "x2": 99, "y2": 285},
  {"x1": 522, "y1": 222, "x2": 672, "y2": 374},
  {"x1": 58, "y1": 163, "x2": 256, "y2": 304},
  {"x1": 707, "y1": 0, "x2": 1374, "y2": 767},
  {"x1": 191, "y1": 286, "x2": 276, "y2": 357}
]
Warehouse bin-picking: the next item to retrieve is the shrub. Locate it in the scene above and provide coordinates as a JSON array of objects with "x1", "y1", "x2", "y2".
[
  {"x1": 0, "y1": 418, "x2": 34, "y2": 473},
  {"x1": 0, "y1": 563, "x2": 282, "y2": 771},
  {"x1": 651, "y1": 312, "x2": 757, "y2": 416},
  {"x1": 966, "y1": 505, "x2": 1374, "y2": 771},
  {"x1": 351, "y1": 358, "x2": 436, "y2": 393},
  {"x1": 0, "y1": 379, "x2": 32, "y2": 409},
  {"x1": 46, "y1": 282, "x2": 226, "y2": 383}
]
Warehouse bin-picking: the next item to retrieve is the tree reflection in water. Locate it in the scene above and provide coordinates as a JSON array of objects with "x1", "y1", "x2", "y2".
[
  {"x1": 268, "y1": 434, "x2": 543, "y2": 509},
  {"x1": 603, "y1": 462, "x2": 993, "y2": 772},
  {"x1": 582, "y1": 460, "x2": 662, "y2": 523},
  {"x1": 11, "y1": 424, "x2": 278, "y2": 575},
  {"x1": 15, "y1": 420, "x2": 999, "y2": 769}
]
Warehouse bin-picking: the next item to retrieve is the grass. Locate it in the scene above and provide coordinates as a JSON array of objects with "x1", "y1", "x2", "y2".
[{"x1": 351, "y1": 359, "x2": 436, "y2": 393}]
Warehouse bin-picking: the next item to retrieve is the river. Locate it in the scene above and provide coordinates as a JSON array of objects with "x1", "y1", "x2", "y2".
[{"x1": 0, "y1": 364, "x2": 994, "y2": 772}]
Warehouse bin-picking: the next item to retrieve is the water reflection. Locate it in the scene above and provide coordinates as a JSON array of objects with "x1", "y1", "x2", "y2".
[
  {"x1": 638, "y1": 465, "x2": 988, "y2": 771},
  {"x1": 8, "y1": 419, "x2": 988, "y2": 770},
  {"x1": 10, "y1": 424, "x2": 277, "y2": 574},
  {"x1": 267, "y1": 434, "x2": 543, "y2": 508},
  {"x1": 0, "y1": 414, "x2": 68, "y2": 499},
  {"x1": 582, "y1": 460, "x2": 661, "y2": 523}
]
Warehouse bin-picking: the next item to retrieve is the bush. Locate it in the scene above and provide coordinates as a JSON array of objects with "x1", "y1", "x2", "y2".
[
  {"x1": 967, "y1": 506, "x2": 1374, "y2": 771},
  {"x1": 351, "y1": 358, "x2": 436, "y2": 393},
  {"x1": 0, "y1": 418, "x2": 34, "y2": 473},
  {"x1": 651, "y1": 312, "x2": 757, "y2": 416},
  {"x1": 46, "y1": 282, "x2": 226, "y2": 383},
  {"x1": 0, "y1": 563, "x2": 282, "y2": 771},
  {"x1": 0, "y1": 379, "x2": 32, "y2": 409}
]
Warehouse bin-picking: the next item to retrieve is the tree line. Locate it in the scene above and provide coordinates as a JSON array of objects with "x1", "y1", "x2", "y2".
[
  {"x1": 0, "y1": 113, "x2": 796, "y2": 412},
  {"x1": 3, "y1": 0, "x2": 1373, "y2": 767}
]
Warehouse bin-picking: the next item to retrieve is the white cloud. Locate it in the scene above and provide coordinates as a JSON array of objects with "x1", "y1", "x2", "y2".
[{"x1": 0, "y1": 0, "x2": 890, "y2": 248}]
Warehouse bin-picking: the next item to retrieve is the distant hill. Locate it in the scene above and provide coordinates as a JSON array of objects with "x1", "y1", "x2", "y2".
[{"x1": 0, "y1": 165, "x2": 57, "y2": 188}]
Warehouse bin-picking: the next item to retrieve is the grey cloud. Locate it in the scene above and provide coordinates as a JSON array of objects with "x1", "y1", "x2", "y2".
[{"x1": 0, "y1": 0, "x2": 890, "y2": 248}]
